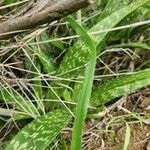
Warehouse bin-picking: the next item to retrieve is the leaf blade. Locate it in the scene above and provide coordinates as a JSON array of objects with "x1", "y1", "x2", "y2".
[
  {"x1": 91, "y1": 68, "x2": 150, "y2": 106},
  {"x1": 66, "y1": 17, "x2": 96, "y2": 150},
  {"x1": 5, "y1": 109, "x2": 71, "y2": 150}
]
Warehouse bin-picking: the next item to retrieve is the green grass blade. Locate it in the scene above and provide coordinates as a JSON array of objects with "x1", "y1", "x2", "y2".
[
  {"x1": 0, "y1": 87, "x2": 39, "y2": 118},
  {"x1": 66, "y1": 17, "x2": 95, "y2": 50},
  {"x1": 31, "y1": 61, "x2": 45, "y2": 114},
  {"x1": 91, "y1": 68, "x2": 150, "y2": 106},
  {"x1": 0, "y1": 108, "x2": 30, "y2": 120},
  {"x1": 66, "y1": 17, "x2": 96, "y2": 150},
  {"x1": 5, "y1": 109, "x2": 71, "y2": 150},
  {"x1": 123, "y1": 122, "x2": 131, "y2": 150}
]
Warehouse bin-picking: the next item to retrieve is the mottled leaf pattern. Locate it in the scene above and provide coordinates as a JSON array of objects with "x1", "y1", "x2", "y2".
[
  {"x1": 91, "y1": 68, "x2": 150, "y2": 106},
  {"x1": 56, "y1": 0, "x2": 149, "y2": 82},
  {"x1": 5, "y1": 109, "x2": 71, "y2": 150},
  {"x1": 49, "y1": 0, "x2": 150, "y2": 103},
  {"x1": 97, "y1": 0, "x2": 131, "y2": 21}
]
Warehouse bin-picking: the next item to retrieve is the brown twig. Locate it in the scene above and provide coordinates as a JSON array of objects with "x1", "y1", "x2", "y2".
[{"x1": 0, "y1": 0, "x2": 94, "y2": 40}]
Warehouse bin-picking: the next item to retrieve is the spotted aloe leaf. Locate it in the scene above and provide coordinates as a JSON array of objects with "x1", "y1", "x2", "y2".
[
  {"x1": 91, "y1": 68, "x2": 150, "y2": 106},
  {"x1": 97, "y1": 0, "x2": 131, "y2": 21},
  {"x1": 56, "y1": 0, "x2": 150, "y2": 82},
  {"x1": 5, "y1": 109, "x2": 71, "y2": 150}
]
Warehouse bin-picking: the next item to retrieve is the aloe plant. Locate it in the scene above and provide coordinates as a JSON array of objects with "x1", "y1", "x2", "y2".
[
  {"x1": 2, "y1": 0, "x2": 150, "y2": 149},
  {"x1": 53, "y1": 0, "x2": 150, "y2": 100},
  {"x1": 58, "y1": 0, "x2": 149, "y2": 75}
]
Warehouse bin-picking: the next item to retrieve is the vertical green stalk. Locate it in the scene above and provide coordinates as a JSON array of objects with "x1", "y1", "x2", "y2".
[
  {"x1": 66, "y1": 17, "x2": 97, "y2": 150},
  {"x1": 71, "y1": 52, "x2": 96, "y2": 150}
]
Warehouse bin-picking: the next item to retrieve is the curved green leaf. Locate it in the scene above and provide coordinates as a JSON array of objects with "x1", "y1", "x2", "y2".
[
  {"x1": 97, "y1": 0, "x2": 131, "y2": 22},
  {"x1": 5, "y1": 109, "x2": 71, "y2": 150},
  {"x1": 91, "y1": 68, "x2": 150, "y2": 106}
]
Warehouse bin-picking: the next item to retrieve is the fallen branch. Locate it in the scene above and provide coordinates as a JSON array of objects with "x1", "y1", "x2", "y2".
[{"x1": 0, "y1": 0, "x2": 94, "y2": 40}]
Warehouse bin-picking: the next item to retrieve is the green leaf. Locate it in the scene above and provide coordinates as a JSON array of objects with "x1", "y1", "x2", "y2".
[
  {"x1": 66, "y1": 17, "x2": 96, "y2": 150},
  {"x1": 50, "y1": 40, "x2": 65, "y2": 51},
  {"x1": 5, "y1": 109, "x2": 71, "y2": 150},
  {"x1": 97, "y1": 0, "x2": 131, "y2": 22},
  {"x1": 40, "y1": 32, "x2": 65, "y2": 51},
  {"x1": 91, "y1": 68, "x2": 150, "y2": 106},
  {"x1": 66, "y1": 17, "x2": 96, "y2": 51}
]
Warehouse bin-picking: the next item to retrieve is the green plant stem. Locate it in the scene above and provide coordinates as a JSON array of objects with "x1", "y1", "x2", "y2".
[
  {"x1": 66, "y1": 17, "x2": 97, "y2": 150},
  {"x1": 71, "y1": 56, "x2": 96, "y2": 150}
]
